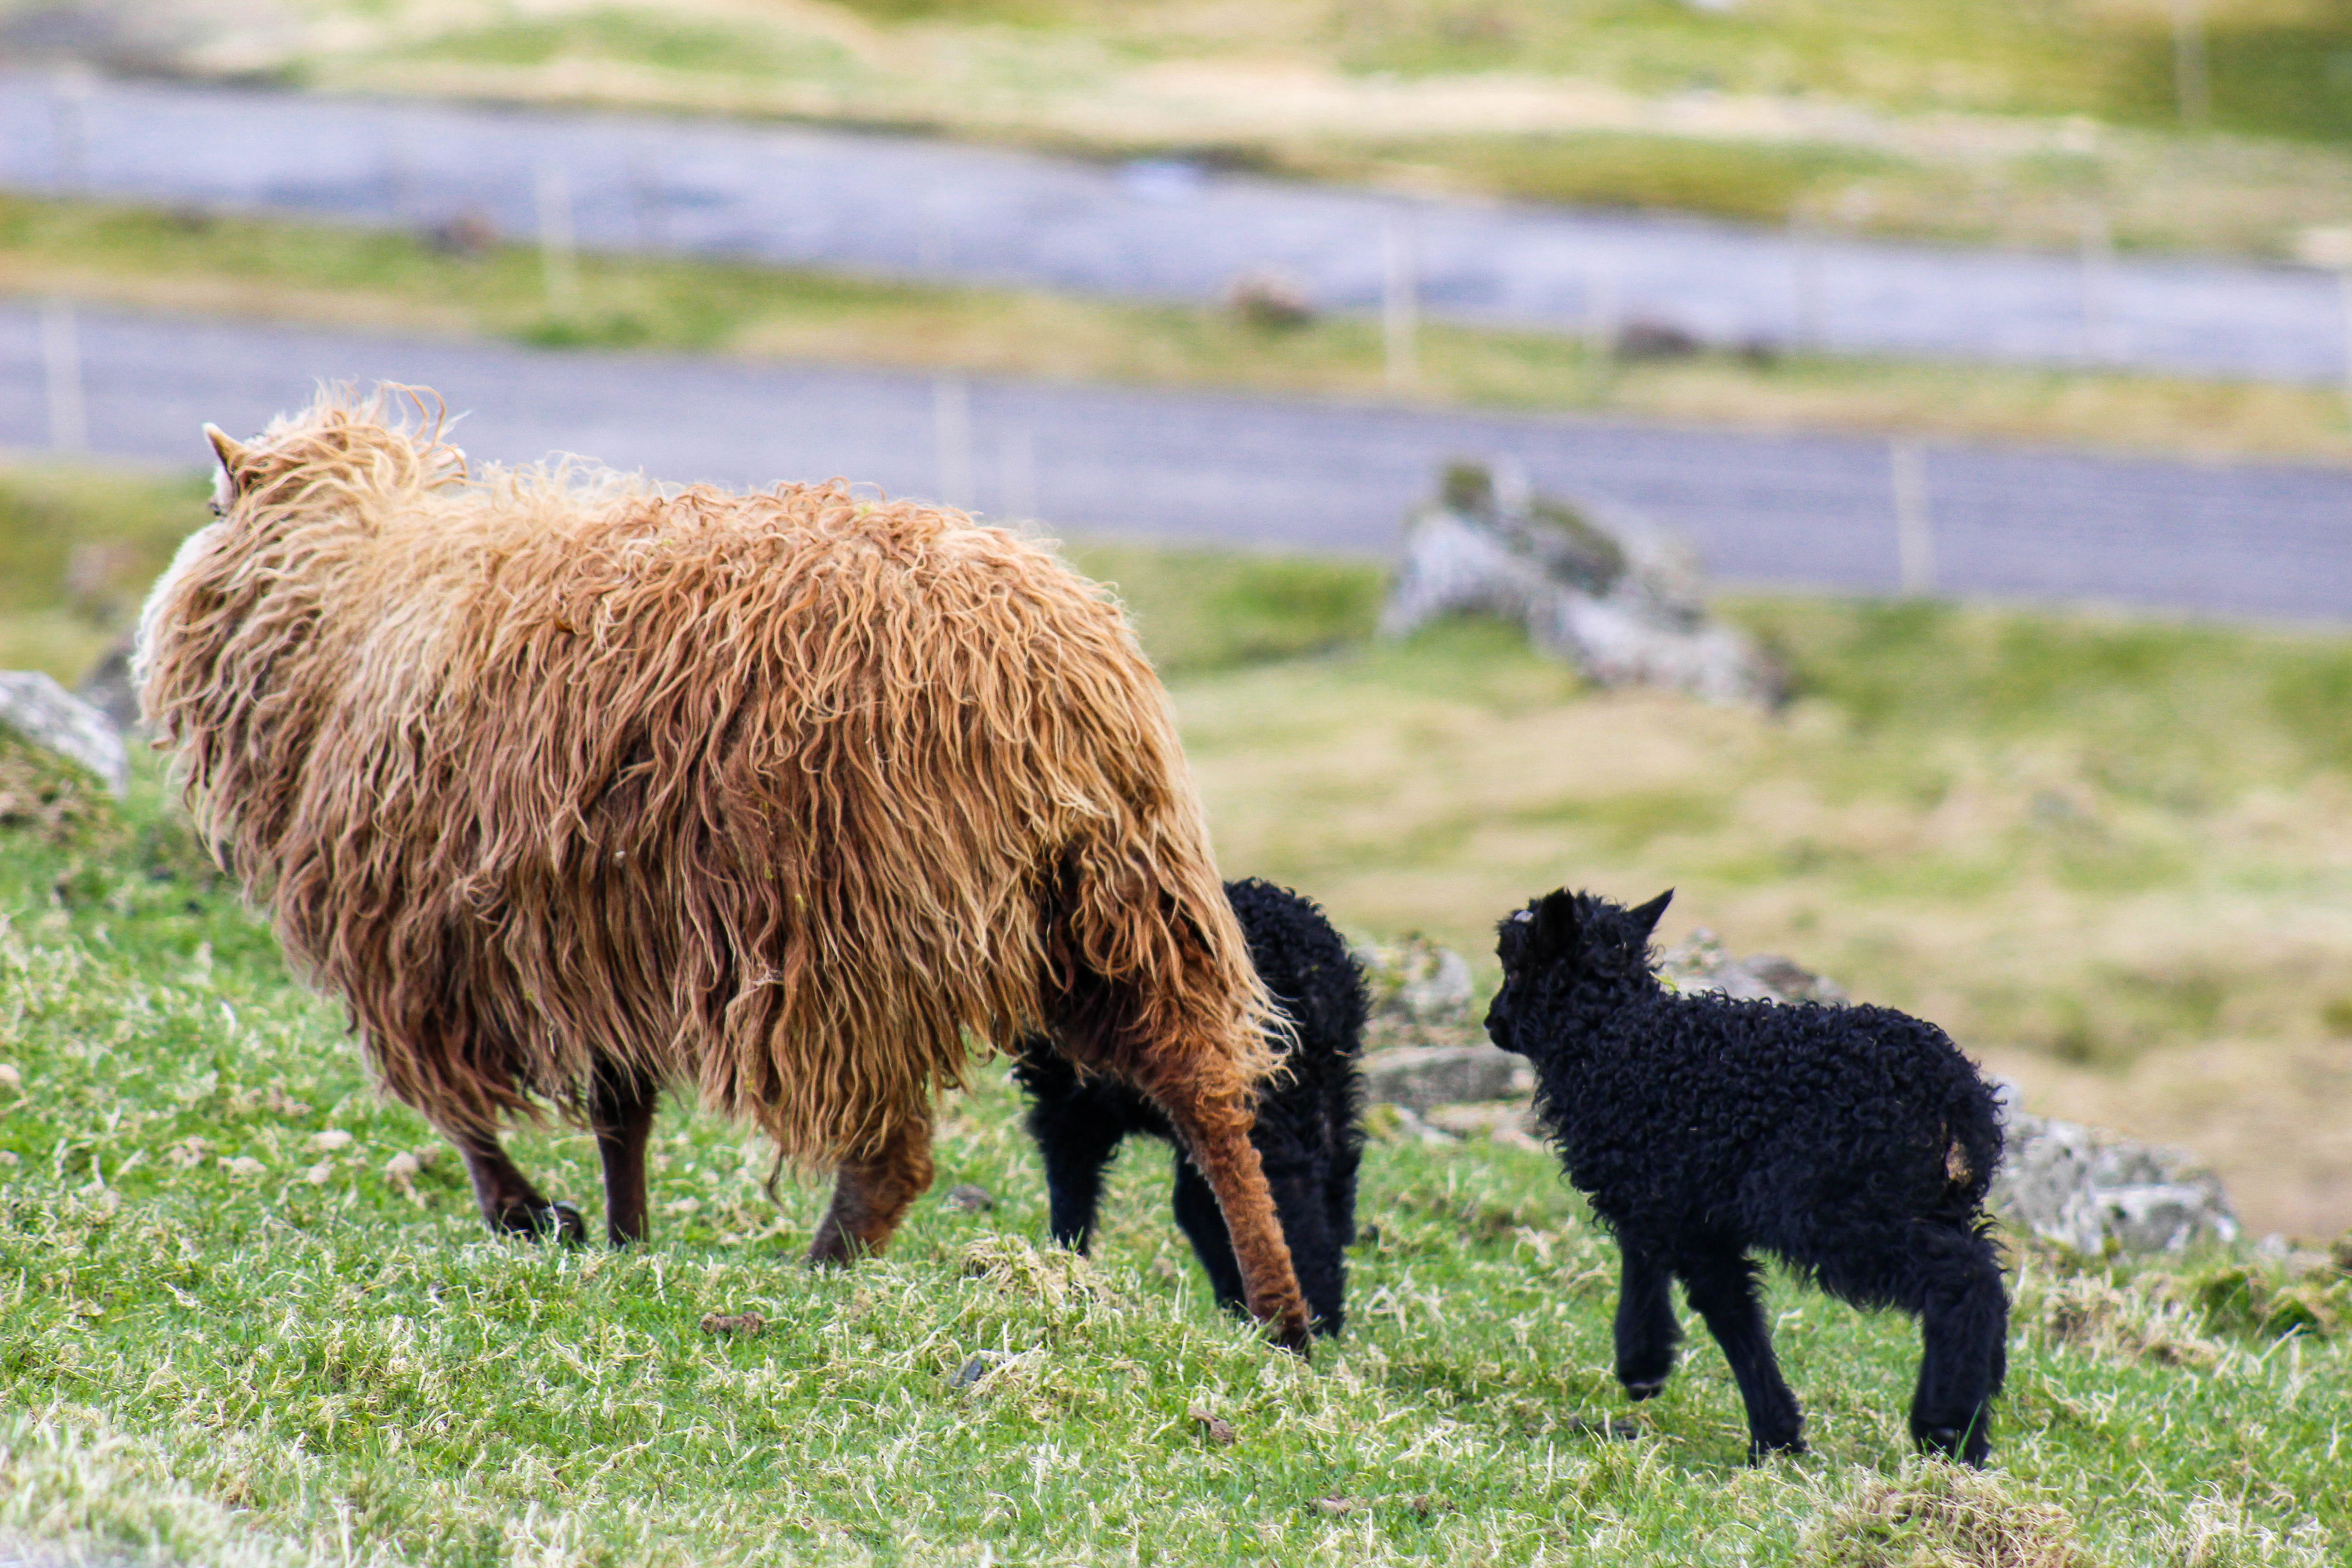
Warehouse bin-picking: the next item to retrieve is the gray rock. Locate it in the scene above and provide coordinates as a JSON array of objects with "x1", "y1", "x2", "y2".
[
  {"x1": 1380, "y1": 462, "x2": 1783, "y2": 706},
  {"x1": 0, "y1": 671, "x2": 127, "y2": 796},
  {"x1": 1657, "y1": 929, "x2": 1849, "y2": 1005},
  {"x1": 1354, "y1": 935, "x2": 1476, "y2": 1028},
  {"x1": 1359, "y1": 1044, "x2": 1531, "y2": 1115},
  {"x1": 1988, "y1": 1081, "x2": 2238, "y2": 1256}
]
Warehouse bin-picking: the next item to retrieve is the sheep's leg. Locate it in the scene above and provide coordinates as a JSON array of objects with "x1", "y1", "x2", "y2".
[
  {"x1": 1140, "y1": 1074, "x2": 1313, "y2": 1356},
  {"x1": 1614, "y1": 1247, "x2": 1681, "y2": 1398},
  {"x1": 1172, "y1": 1151, "x2": 1344, "y2": 1336},
  {"x1": 1273, "y1": 1160, "x2": 1348, "y2": 1338},
  {"x1": 1681, "y1": 1251, "x2": 1805, "y2": 1462},
  {"x1": 1171, "y1": 1153, "x2": 1249, "y2": 1311},
  {"x1": 450, "y1": 1130, "x2": 585, "y2": 1244},
  {"x1": 808, "y1": 1117, "x2": 935, "y2": 1265},
  {"x1": 589, "y1": 1062, "x2": 661, "y2": 1248},
  {"x1": 1908, "y1": 1225, "x2": 2009, "y2": 1467}
]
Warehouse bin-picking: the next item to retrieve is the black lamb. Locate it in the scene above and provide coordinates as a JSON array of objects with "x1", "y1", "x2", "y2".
[
  {"x1": 1486, "y1": 887, "x2": 2008, "y2": 1465},
  {"x1": 1013, "y1": 878, "x2": 1367, "y2": 1335}
]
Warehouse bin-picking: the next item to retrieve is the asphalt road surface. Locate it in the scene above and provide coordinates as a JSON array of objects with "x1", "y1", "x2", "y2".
[
  {"x1": 1, "y1": 69, "x2": 2345, "y2": 388},
  {"x1": 5, "y1": 304, "x2": 2348, "y2": 624}
]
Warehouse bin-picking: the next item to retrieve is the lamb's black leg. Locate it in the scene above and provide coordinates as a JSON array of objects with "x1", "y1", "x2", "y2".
[
  {"x1": 1908, "y1": 1224, "x2": 2009, "y2": 1467},
  {"x1": 1680, "y1": 1250, "x2": 1805, "y2": 1462},
  {"x1": 450, "y1": 1129, "x2": 584, "y2": 1244},
  {"x1": 1033, "y1": 1108, "x2": 1126, "y2": 1253},
  {"x1": 1614, "y1": 1246, "x2": 1681, "y2": 1398},
  {"x1": 1171, "y1": 1152, "x2": 1249, "y2": 1312},
  {"x1": 589, "y1": 1061, "x2": 661, "y2": 1248}
]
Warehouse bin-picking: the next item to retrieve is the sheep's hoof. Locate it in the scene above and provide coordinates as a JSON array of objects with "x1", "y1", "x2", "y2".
[
  {"x1": 1622, "y1": 1379, "x2": 1668, "y2": 1401},
  {"x1": 1917, "y1": 1426, "x2": 1987, "y2": 1466},
  {"x1": 527, "y1": 1200, "x2": 587, "y2": 1246},
  {"x1": 1746, "y1": 1436, "x2": 1807, "y2": 1466}
]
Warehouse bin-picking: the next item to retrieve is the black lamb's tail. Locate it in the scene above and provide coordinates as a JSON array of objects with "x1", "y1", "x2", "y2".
[{"x1": 1940, "y1": 1063, "x2": 2005, "y2": 1215}]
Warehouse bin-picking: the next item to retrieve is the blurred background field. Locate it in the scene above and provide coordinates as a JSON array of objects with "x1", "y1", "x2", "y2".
[
  {"x1": 6, "y1": 191, "x2": 2347, "y2": 463},
  {"x1": 73, "y1": 0, "x2": 2352, "y2": 259}
]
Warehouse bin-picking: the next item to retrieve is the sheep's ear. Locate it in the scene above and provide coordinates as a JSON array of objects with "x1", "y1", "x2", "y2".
[
  {"x1": 1528, "y1": 888, "x2": 1581, "y2": 962},
  {"x1": 204, "y1": 424, "x2": 255, "y2": 495},
  {"x1": 1629, "y1": 888, "x2": 1674, "y2": 935}
]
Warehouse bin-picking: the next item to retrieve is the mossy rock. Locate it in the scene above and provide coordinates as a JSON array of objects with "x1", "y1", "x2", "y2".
[{"x1": 0, "y1": 722, "x2": 113, "y2": 845}]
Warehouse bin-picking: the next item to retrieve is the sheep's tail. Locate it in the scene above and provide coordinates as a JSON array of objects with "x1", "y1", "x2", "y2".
[{"x1": 1940, "y1": 1063, "x2": 2005, "y2": 1212}]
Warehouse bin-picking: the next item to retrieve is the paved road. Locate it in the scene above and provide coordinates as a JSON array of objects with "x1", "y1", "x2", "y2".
[
  {"x1": 9, "y1": 304, "x2": 2346, "y2": 623},
  {"x1": 2, "y1": 70, "x2": 2346, "y2": 388}
]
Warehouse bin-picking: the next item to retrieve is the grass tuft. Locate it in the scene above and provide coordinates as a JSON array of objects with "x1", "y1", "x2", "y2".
[
  {"x1": 1803, "y1": 1462, "x2": 2097, "y2": 1568},
  {"x1": 2022, "y1": 1269, "x2": 2222, "y2": 1370}
]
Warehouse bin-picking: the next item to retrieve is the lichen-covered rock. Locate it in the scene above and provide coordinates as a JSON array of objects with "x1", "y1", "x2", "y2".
[
  {"x1": 1359, "y1": 1044, "x2": 1531, "y2": 1115},
  {"x1": 1656, "y1": 928, "x2": 1850, "y2": 1005},
  {"x1": 1351, "y1": 932, "x2": 1533, "y2": 1112},
  {"x1": 73, "y1": 635, "x2": 141, "y2": 736},
  {"x1": 1380, "y1": 461, "x2": 1783, "y2": 706},
  {"x1": 1989, "y1": 1083, "x2": 2239, "y2": 1256},
  {"x1": 1355, "y1": 934, "x2": 1475, "y2": 1028},
  {"x1": 0, "y1": 671, "x2": 126, "y2": 797}
]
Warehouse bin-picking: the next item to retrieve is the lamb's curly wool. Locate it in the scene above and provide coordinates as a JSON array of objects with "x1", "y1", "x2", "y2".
[
  {"x1": 1489, "y1": 888, "x2": 2008, "y2": 1465},
  {"x1": 136, "y1": 387, "x2": 1310, "y2": 1348},
  {"x1": 1015, "y1": 878, "x2": 1367, "y2": 1334}
]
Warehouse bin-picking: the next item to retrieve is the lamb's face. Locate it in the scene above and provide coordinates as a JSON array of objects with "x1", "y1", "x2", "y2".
[{"x1": 1485, "y1": 887, "x2": 1673, "y2": 1058}]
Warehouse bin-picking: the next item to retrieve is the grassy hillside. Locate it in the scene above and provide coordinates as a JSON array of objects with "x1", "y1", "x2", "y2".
[
  {"x1": 83, "y1": 0, "x2": 2352, "y2": 258},
  {"x1": 1, "y1": 758, "x2": 2349, "y2": 1565}
]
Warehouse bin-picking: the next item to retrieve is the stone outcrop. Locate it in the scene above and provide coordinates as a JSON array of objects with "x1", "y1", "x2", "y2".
[
  {"x1": 1656, "y1": 928, "x2": 1850, "y2": 1005},
  {"x1": 0, "y1": 671, "x2": 127, "y2": 797},
  {"x1": 1989, "y1": 1087, "x2": 2239, "y2": 1256},
  {"x1": 1351, "y1": 933, "x2": 1530, "y2": 1115},
  {"x1": 72, "y1": 634, "x2": 141, "y2": 736},
  {"x1": 1380, "y1": 461, "x2": 1784, "y2": 706}
]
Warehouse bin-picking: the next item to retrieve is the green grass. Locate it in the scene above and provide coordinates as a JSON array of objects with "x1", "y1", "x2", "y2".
[{"x1": 1300, "y1": 132, "x2": 1902, "y2": 227}]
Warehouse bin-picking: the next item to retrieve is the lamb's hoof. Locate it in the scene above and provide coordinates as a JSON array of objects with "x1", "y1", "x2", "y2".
[
  {"x1": 1622, "y1": 1379, "x2": 1668, "y2": 1401},
  {"x1": 1270, "y1": 1311, "x2": 1315, "y2": 1361},
  {"x1": 528, "y1": 1200, "x2": 587, "y2": 1246},
  {"x1": 1916, "y1": 1426, "x2": 1988, "y2": 1466},
  {"x1": 1746, "y1": 1436, "x2": 1807, "y2": 1466}
]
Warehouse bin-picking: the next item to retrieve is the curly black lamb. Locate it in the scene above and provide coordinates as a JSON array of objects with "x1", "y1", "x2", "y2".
[
  {"x1": 1487, "y1": 887, "x2": 2008, "y2": 1465},
  {"x1": 1014, "y1": 878, "x2": 1367, "y2": 1335}
]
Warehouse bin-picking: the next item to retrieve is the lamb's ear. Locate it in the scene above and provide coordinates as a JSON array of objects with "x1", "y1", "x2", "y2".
[
  {"x1": 204, "y1": 424, "x2": 255, "y2": 496},
  {"x1": 1629, "y1": 888, "x2": 1674, "y2": 935},
  {"x1": 1528, "y1": 888, "x2": 1582, "y2": 962}
]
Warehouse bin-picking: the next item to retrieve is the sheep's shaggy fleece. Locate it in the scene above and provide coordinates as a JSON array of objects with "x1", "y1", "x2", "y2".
[{"x1": 134, "y1": 389, "x2": 1277, "y2": 1170}]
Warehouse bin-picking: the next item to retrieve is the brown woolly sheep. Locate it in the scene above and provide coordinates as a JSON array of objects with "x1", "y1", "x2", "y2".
[{"x1": 136, "y1": 387, "x2": 1312, "y2": 1351}]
